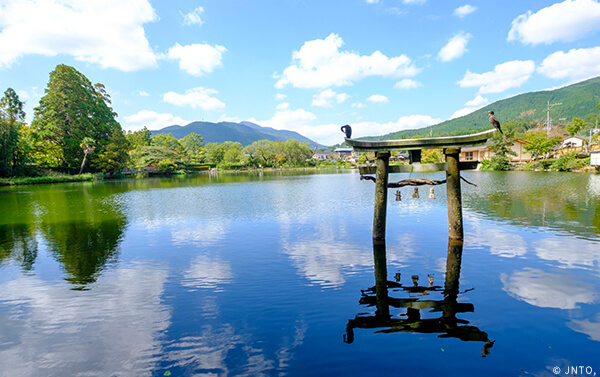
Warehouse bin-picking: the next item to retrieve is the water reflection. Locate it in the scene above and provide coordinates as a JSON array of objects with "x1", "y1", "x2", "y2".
[
  {"x1": 37, "y1": 188, "x2": 127, "y2": 287},
  {"x1": 345, "y1": 240, "x2": 494, "y2": 357},
  {"x1": 0, "y1": 263, "x2": 170, "y2": 377},
  {"x1": 0, "y1": 184, "x2": 129, "y2": 287},
  {"x1": 0, "y1": 223, "x2": 37, "y2": 271},
  {"x1": 501, "y1": 268, "x2": 597, "y2": 309},
  {"x1": 182, "y1": 255, "x2": 233, "y2": 291},
  {"x1": 464, "y1": 172, "x2": 600, "y2": 237}
]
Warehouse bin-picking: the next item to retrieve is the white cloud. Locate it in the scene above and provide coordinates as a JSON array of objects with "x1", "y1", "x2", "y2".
[
  {"x1": 451, "y1": 95, "x2": 489, "y2": 119},
  {"x1": 163, "y1": 87, "x2": 226, "y2": 110},
  {"x1": 218, "y1": 114, "x2": 241, "y2": 123},
  {"x1": 275, "y1": 33, "x2": 420, "y2": 89},
  {"x1": 0, "y1": 0, "x2": 158, "y2": 70},
  {"x1": 16, "y1": 89, "x2": 30, "y2": 101},
  {"x1": 123, "y1": 110, "x2": 189, "y2": 131},
  {"x1": 182, "y1": 255, "x2": 233, "y2": 290},
  {"x1": 0, "y1": 265, "x2": 170, "y2": 376},
  {"x1": 569, "y1": 314, "x2": 600, "y2": 341},
  {"x1": 251, "y1": 109, "x2": 439, "y2": 145},
  {"x1": 438, "y1": 32, "x2": 471, "y2": 62},
  {"x1": 501, "y1": 268, "x2": 596, "y2": 309},
  {"x1": 275, "y1": 93, "x2": 287, "y2": 101},
  {"x1": 465, "y1": 95, "x2": 488, "y2": 107},
  {"x1": 181, "y1": 6, "x2": 204, "y2": 26},
  {"x1": 277, "y1": 102, "x2": 290, "y2": 110},
  {"x1": 538, "y1": 46, "x2": 600, "y2": 82},
  {"x1": 366, "y1": 0, "x2": 379, "y2": 3},
  {"x1": 166, "y1": 43, "x2": 226, "y2": 76},
  {"x1": 508, "y1": 0, "x2": 600, "y2": 45},
  {"x1": 352, "y1": 102, "x2": 366, "y2": 109},
  {"x1": 139, "y1": 91, "x2": 150, "y2": 97},
  {"x1": 366, "y1": 94, "x2": 389, "y2": 104},
  {"x1": 453, "y1": 4, "x2": 476, "y2": 17},
  {"x1": 312, "y1": 89, "x2": 350, "y2": 107},
  {"x1": 458, "y1": 60, "x2": 535, "y2": 93},
  {"x1": 403, "y1": 0, "x2": 426, "y2": 4},
  {"x1": 394, "y1": 78, "x2": 422, "y2": 90}
]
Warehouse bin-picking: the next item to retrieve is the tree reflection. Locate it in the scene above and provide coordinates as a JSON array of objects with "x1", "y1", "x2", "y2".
[
  {"x1": 0, "y1": 223, "x2": 37, "y2": 271},
  {"x1": 465, "y1": 172, "x2": 600, "y2": 236},
  {"x1": 345, "y1": 240, "x2": 494, "y2": 357},
  {"x1": 37, "y1": 186, "x2": 127, "y2": 287}
]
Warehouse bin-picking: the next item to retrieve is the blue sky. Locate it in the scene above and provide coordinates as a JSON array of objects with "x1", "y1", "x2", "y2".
[{"x1": 1, "y1": 0, "x2": 600, "y2": 145}]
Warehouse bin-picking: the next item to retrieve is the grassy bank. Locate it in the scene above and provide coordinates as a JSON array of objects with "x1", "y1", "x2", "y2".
[{"x1": 0, "y1": 173, "x2": 96, "y2": 186}]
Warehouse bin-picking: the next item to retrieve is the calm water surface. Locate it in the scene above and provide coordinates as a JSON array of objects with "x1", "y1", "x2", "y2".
[{"x1": 1, "y1": 171, "x2": 600, "y2": 376}]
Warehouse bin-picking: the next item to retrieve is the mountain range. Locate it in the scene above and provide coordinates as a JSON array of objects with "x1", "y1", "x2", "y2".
[
  {"x1": 152, "y1": 76, "x2": 600, "y2": 145},
  {"x1": 152, "y1": 120, "x2": 324, "y2": 147},
  {"x1": 377, "y1": 76, "x2": 600, "y2": 140}
]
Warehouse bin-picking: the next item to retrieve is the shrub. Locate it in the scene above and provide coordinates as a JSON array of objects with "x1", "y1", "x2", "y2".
[
  {"x1": 158, "y1": 159, "x2": 177, "y2": 174},
  {"x1": 550, "y1": 153, "x2": 586, "y2": 172}
]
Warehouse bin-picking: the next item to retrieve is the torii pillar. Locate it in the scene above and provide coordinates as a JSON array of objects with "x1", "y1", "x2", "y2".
[
  {"x1": 444, "y1": 148, "x2": 463, "y2": 241},
  {"x1": 372, "y1": 151, "x2": 390, "y2": 241}
]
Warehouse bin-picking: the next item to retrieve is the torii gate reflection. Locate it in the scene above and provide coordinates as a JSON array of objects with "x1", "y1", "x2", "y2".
[{"x1": 344, "y1": 240, "x2": 495, "y2": 357}]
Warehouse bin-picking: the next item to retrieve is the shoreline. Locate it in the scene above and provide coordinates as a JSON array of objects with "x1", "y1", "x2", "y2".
[{"x1": 2, "y1": 163, "x2": 598, "y2": 187}]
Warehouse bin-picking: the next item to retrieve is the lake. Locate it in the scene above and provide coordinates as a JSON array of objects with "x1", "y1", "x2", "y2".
[{"x1": 1, "y1": 171, "x2": 600, "y2": 377}]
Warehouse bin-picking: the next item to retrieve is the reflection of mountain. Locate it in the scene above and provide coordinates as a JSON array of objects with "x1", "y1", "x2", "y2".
[{"x1": 464, "y1": 172, "x2": 600, "y2": 238}]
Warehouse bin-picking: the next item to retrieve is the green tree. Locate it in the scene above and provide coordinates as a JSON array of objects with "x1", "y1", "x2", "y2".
[
  {"x1": 180, "y1": 132, "x2": 204, "y2": 162},
  {"x1": 158, "y1": 159, "x2": 177, "y2": 174},
  {"x1": 92, "y1": 129, "x2": 130, "y2": 176},
  {"x1": 486, "y1": 127, "x2": 517, "y2": 171},
  {"x1": 281, "y1": 139, "x2": 312, "y2": 166},
  {"x1": 0, "y1": 88, "x2": 26, "y2": 177},
  {"x1": 31, "y1": 65, "x2": 121, "y2": 170},
  {"x1": 126, "y1": 127, "x2": 152, "y2": 151},
  {"x1": 78, "y1": 137, "x2": 96, "y2": 174},
  {"x1": 523, "y1": 131, "x2": 561, "y2": 160},
  {"x1": 242, "y1": 140, "x2": 276, "y2": 167},
  {"x1": 204, "y1": 142, "x2": 229, "y2": 164},
  {"x1": 130, "y1": 145, "x2": 181, "y2": 167},
  {"x1": 566, "y1": 117, "x2": 585, "y2": 136},
  {"x1": 152, "y1": 133, "x2": 185, "y2": 159},
  {"x1": 222, "y1": 142, "x2": 244, "y2": 165},
  {"x1": 0, "y1": 88, "x2": 26, "y2": 124}
]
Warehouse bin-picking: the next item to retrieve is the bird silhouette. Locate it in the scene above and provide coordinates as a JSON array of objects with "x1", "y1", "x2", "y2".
[
  {"x1": 341, "y1": 124, "x2": 352, "y2": 139},
  {"x1": 488, "y1": 111, "x2": 503, "y2": 134}
]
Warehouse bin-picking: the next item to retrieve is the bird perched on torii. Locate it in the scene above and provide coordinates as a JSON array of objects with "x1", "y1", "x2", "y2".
[
  {"x1": 488, "y1": 111, "x2": 503, "y2": 134},
  {"x1": 341, "y1": 124, "x2": 352, "y2": 139}
]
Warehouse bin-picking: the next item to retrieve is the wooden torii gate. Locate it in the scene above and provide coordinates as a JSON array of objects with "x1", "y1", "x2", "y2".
[{"x1": 345, "y1": 129, "x2": 496, "y2": 242}]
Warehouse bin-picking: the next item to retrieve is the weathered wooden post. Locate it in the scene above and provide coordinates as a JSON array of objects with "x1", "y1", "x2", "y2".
[
  {"x1": 373, "y1": 241, "x2": 389, "y2": 318},
  {"x1": 444, "y1": 148, "x2": 463, "y2": 241},
  {"x1": 443, "y1": 239, "x2": 463, "y2": 321},
  {"x1": 373, "y1": 151, "x2": 390, "y2": 241}
]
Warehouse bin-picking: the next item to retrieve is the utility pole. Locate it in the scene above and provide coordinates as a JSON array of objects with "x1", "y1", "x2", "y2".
[{"x1": 546, "y1": 100, "x2": 562, "y2": 136}]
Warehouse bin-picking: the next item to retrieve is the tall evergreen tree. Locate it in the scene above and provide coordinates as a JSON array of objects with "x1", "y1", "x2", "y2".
[
  {"x1": 31, "y1": 65, "x2": 121, "y2": 170},
  {"x1": 0, "y1": 88, "x2": 26, "y2": 177}
]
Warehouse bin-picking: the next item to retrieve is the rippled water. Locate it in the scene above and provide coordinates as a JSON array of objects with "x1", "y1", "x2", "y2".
[{"x1": 1, "y1": 171, "x2": 599, "y2": 376}]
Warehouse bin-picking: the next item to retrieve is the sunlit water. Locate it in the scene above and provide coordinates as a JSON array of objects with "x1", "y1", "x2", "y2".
[{"x1": 1, "y1": 171, "x2": 600, "y2": 376}]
